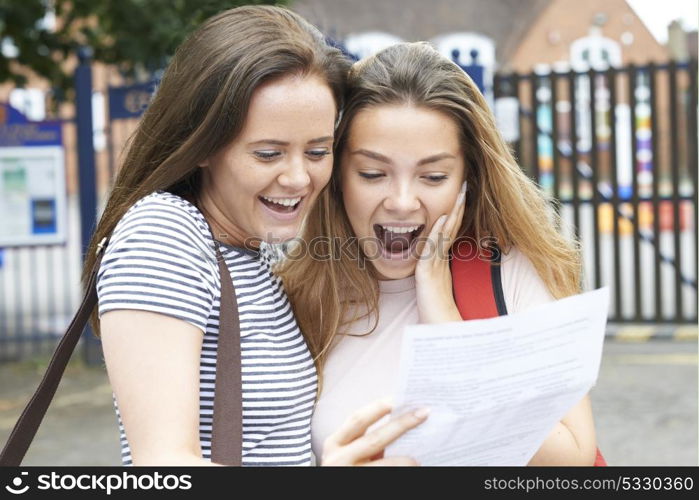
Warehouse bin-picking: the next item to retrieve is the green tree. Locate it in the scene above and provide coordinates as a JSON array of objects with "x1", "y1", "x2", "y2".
[{"x1": 0, "y1": 0, "x2": 287, "y2": 99}]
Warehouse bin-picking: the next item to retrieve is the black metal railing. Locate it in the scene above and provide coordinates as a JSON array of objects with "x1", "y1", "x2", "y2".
[{"x1": 494, "y1": 61, "x2": 698, "y2": 324}]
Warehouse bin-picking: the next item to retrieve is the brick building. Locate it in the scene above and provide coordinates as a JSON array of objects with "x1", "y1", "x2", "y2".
[
  {"x1": 293, "y1": 0, "x2": 673, "y2": 71},
  {"x1": 0, "y1": 0, "x2": 691, "y2": 198}
]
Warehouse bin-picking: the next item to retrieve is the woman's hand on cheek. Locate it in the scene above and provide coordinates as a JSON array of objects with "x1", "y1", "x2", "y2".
[
  {"x1": 320, "y1": 399, "x2": 429, "y2": 466},
  {"x1": 415, "y1": 181, "x2": 467, "y2": 324}
]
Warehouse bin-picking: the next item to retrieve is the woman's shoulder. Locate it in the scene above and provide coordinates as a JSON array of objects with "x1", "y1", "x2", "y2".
[
  {"x1": 121, "y1": 190, "x2": 205, "y2": 227},
  {"x1": 499, "y1": 246, "x2": 554, "y2": 313},
  {"x1": 97, "y1": 190, "x2": 218, "y2": 330},
  {"x1": 499, "y1": 246, "x2": 529, "y2": 271},
  {"x1": 111, "y1": 191, "x2": 210, "y2": 247},
  {"x1": 500, "y1": 246, "x2": 541, "y2": 285}
]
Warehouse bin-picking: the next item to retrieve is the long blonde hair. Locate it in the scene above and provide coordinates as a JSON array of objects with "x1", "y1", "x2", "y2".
[{"x1": 278, "y1": 42, "x2": 581, "y2": 377}]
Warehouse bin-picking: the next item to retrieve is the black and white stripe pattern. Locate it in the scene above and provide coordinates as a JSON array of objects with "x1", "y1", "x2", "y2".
[{"x1": 97, "y1": 191, "x2": 316, "y2": 466}]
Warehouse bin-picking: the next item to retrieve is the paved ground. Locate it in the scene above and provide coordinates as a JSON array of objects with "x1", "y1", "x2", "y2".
[
  {"x1": 591, "y1": 339, "x2": 697, "y2": 466},
  {"x1": 0, "y1": 338, "x2": 696, "y2": 466}
]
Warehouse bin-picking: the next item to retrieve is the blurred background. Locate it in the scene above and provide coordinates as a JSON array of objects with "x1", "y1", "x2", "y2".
[{"x1": 0, "y1": 0, "x2": 696, "y2": 465}]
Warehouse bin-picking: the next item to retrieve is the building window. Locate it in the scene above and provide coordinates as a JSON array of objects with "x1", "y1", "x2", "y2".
[{"x1": 570, "y1": 30, "x2": 622, "y2": 71}]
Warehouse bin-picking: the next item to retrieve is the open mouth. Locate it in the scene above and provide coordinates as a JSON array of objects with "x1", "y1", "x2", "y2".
[
  {"x1": 258, "y1": 195, "x2": 303, "y2": 214},
  {"x1": 373, "y1": 223, "x2": 425, "y2": 256}
]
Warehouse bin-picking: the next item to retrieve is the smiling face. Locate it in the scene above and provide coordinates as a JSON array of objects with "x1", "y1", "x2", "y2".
[
  {"x1": 340, "y1": 104, "x2": 466, "y2": 280},
  {"x1": 199, "y1": 73, "x2": 336, "y2": 246}
]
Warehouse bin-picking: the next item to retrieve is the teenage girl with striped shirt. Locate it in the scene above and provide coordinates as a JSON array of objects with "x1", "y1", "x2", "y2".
[{"x1": 85, "y1": 6, "x2": 427, "y2": 466}]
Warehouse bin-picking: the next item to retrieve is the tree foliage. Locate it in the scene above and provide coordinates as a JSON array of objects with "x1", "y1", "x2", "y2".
[{"x1": 0, "y1": 0, "x2": 287, "y2": 98}]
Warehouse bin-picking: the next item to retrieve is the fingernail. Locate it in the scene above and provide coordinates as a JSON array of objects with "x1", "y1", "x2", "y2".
[
  {"x1": 457, "y1": 182, "x2": 467, "y2": 205},
  {"x1": 438, "y1": 215, "x2": 448, "y2": 227},
  {"x1": 413, "y1": 407, "x2": 430, "y2": 419}
]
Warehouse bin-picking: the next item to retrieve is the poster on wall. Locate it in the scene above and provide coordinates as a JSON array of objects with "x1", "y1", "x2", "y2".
[{"x1": 0, "y1": 146, "x2": 66, "y2": 246}]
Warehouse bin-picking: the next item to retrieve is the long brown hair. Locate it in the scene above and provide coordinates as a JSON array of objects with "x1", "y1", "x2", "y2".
[
  {"x1": 279, "y1": 42, "x2": 582, "y2": 377},
  {"x1": 83, "y1": 5, "x2": 350, "y2": 335}
]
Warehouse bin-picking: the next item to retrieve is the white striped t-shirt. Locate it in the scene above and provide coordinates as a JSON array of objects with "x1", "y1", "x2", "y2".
[{"x1": 97, "y1": 190, "x2": 317, "y2": 466}]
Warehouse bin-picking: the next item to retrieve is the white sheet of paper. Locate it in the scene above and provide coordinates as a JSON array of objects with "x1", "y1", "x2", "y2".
[{"x1": 385, "y1": 287, "x2": 609, "y2": 466}]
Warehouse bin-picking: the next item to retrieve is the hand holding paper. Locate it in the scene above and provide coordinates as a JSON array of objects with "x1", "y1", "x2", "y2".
[{"x1": 385, "y1": 287, "x2": 609, "y2": 466}]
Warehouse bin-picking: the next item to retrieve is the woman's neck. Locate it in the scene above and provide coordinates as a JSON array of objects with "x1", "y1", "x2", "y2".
[
  {"x1": 377, "y1": 274, "x2": 416, "y2": 294},
  {"x1": 195, "y1": 190, "x2": 259, "y2": 250}
]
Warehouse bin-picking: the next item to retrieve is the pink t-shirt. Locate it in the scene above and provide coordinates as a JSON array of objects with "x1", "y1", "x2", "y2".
[{"x1": 311, "y1": 247, "x2": 555, "y2": 462}]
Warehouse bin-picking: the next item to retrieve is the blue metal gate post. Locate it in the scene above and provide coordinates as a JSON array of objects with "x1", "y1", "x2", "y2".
[
  {"x1": 452, "y1": 48, "x2": 485, "y2": 94},
  {"x1": 75, "y1": 46, "x2": 99, "y2": 362}
]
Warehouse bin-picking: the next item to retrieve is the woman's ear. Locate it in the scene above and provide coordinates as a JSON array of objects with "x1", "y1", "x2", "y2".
[{"x1": 198, "y1": 158, "x2": 210, "y2": 168}]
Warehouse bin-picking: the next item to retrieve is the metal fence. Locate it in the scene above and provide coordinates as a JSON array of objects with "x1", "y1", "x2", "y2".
[
  {"x1": 1, "y1": 58, "x2": 697, "y2": 364},
  {"x1": 0, "y1": 199, "x2": 83, "y2": 362},
  {"x1": 494, "y1": 61, "x2": 697, "y2": 323}
]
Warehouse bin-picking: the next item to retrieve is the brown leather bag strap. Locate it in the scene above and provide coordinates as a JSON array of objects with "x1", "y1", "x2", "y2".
[
  {"x1": 0, "y1": 232, "x2": 244, "y2": 466},
  {"x1": 0, "y1": 237, "x2": 108, "y2": 466},
  {"x1": 209, "y1": 241, "x2": 242, "y2": 466}
]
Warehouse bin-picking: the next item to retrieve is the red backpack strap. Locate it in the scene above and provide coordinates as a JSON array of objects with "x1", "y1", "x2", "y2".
[
  {"x1": 450, "y1": 239, "x2": 506, "y2": 320},
  {"x1": 594, "y1": 448, "x2": 607, "y2": 466}
]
